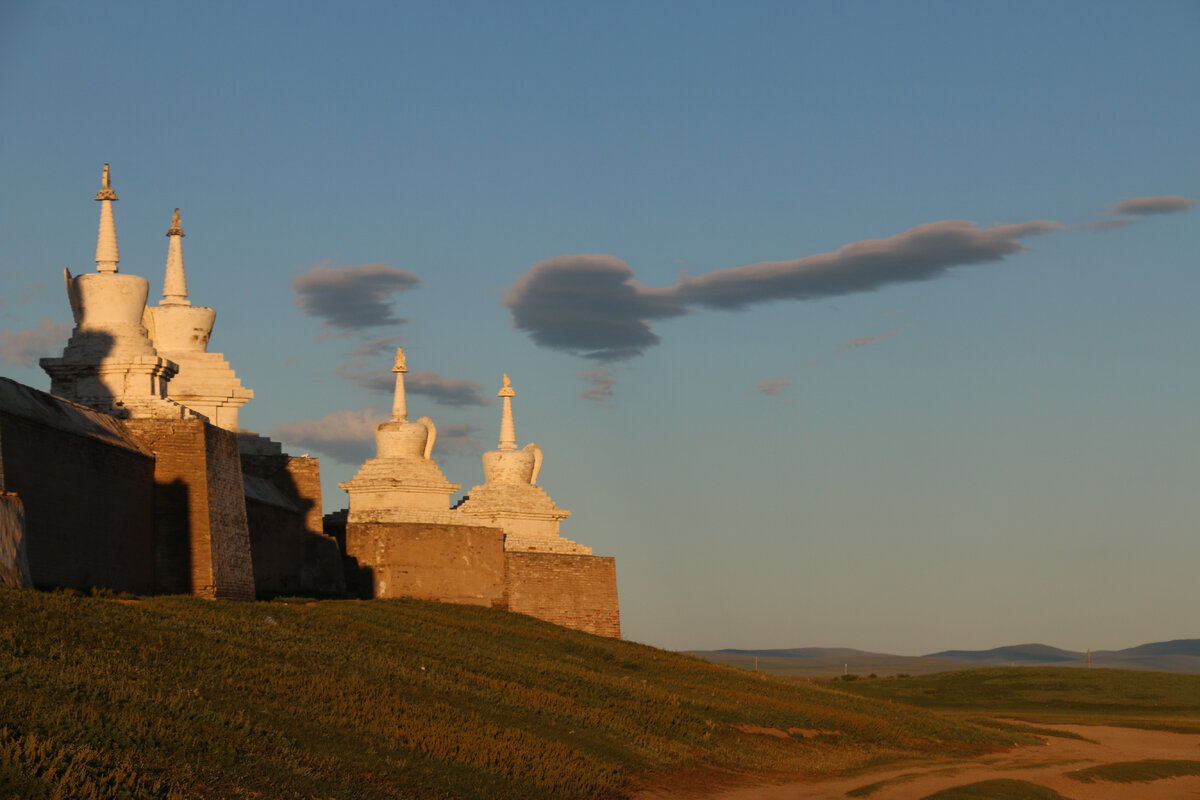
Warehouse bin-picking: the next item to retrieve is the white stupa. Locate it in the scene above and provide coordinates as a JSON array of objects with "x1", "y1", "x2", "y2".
[
  {"x1": 339, "y1": 348, "x2": 461, "y2": 523},
  {"x1": 144, "y1": 208, "x2": 253, "y2": 430},
  {"x1": 455, "y1": 375, "x2": 589, "y2": 554},
  {"x1": 41, "y1": 165, "x2": 188, "y2": 419}
]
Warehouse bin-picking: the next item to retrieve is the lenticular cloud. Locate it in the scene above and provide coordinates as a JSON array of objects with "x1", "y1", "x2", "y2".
[{"x1": 504, "y1": 218, "x2": 1063, "y2": 362}]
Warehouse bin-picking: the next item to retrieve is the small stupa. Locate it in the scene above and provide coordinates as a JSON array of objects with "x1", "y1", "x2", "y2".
[
  {"x1": 339, "y1": 348, "x2": 461, "y2": 523},
  {"x1": 41, "y1": 165, "x2": 187, "y2": 418},
  {"x1": 455, "y1": 374, "x2": 589, "y2": 554},
  {"x1": 144, "y1": 208, "x2": 253, "y2": 430}
]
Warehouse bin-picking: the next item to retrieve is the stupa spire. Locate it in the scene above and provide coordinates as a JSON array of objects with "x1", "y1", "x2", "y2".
[
  {"x1": 498, "y1": 373, "x2": 516, "y2": 451},
  {"x1": 160, "y1": 208, "x2": 190, "y2": 305},
  {"x1": 94, "y1": 163, "x2": 119, "y2": 273},
  {"x1": 392, "y1": 347, "x2": 408, "y2": 421}
]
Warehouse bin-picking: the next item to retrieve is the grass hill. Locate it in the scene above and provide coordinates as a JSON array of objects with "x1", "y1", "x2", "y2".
[
  {"x1": 688, "y1": 648, "x2": 978, "y2": 677},
  {"x1": 833, "y1": 666, "x2": 1200, "y2": 732},
  {"x1": 0, "y1": 588, "x2": 1021, "y2": 800}
]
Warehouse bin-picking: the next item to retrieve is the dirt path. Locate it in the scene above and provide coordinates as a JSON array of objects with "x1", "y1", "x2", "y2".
[{"x1": 633, "y1": 723, "x2": 1200, "y2": 799}]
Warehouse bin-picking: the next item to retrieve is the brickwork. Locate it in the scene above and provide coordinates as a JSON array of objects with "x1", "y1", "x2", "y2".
[
  {"x1": 0, "y1": 379, "x2": 156, "y2": 593},
  {"x1": 0, "y1": 493, "x2": 32, "y2": 588},
  {"x1": 203, "y1": 424, "x2": 256, "y2": 600},
  {"x1": 242, "y1": 451, "x2": 342, "y2": 597},
  {"x1": 126, "y1": 418, "x2": 255, "y2": 600},
  {"x1": 505, "y1": 553, "x2": 621, "y2": 638},
  {"x1": 344, "y1": 522, "x2": 506, "y2": 606},
  {"x1": 285, "y1": 457, "x2": 325, "y2": 542}
]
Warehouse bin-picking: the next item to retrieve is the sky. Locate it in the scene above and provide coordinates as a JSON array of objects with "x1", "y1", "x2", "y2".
[{"x1": 1, "y1": 1, "x2": 1197, "y2": 655}]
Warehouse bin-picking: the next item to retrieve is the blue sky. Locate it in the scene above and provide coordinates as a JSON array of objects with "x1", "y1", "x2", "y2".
[{"x1": 2, "y1": 1, "x2": 1197, "y2": 654}]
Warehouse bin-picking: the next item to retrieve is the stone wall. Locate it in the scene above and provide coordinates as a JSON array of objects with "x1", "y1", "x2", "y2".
[
  {"x1": 126, "y1": 418, "x2": 255, "y2": 600},
  {"x1": 0, "y1": 378, "x2": 156, "y2": 593},
  {"x1": 344, "y1": 521, "x2": 506, "y2": 606},
  {"x1": 242, "y1": 451, "x2": 343, "y2": 597},
  {"x1": 505, "y1": 553, "x2": 621, "y2": 638},
  {"x1": 0, "y1": 493, "x2": 32, "y2": 588}
]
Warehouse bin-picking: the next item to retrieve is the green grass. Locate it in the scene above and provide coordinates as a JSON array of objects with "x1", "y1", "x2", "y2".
[
  {"x1": 1066, "y1": 759, "x2": 1200, "y2": 783},
  {"x1": 831, "y1": 667, "x2": 1200, "y2": 731},
  {"x1": 919, "y1": 778, "x2": 1073, "y2": 799},
  {"x1": 0, "y1": 589, "x2": 1023, "y2": 800}
]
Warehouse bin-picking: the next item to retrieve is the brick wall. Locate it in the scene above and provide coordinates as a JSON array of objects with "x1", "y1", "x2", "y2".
[
  {"x1": 242, "y1": 452, "x2": 342, "y2": 597},
  {"x1": 344, "y1": 521, "x2": 506, "y2": 606},
  {"x1": 0, "y1": 379, "x2": 156, "y2": 593},
  {"x1": 126, "y1": 418, "x2": 254, "y2": 601},
  {"x1": 203, "y1": 424, "x2": 256, "y2": 600},
  {"x1": 505, "y1": 553, "x2": 621, "y2": 638},
  {"x1": 1, "y1": 492, "x2": 32, "y2": 587}
]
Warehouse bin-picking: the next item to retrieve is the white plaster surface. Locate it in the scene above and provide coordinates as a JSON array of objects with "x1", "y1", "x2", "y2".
[
  {"x1": 455, "y1": 375, "x2": 589, "y2": 554},
  {"x1": 145, "y1": 208, "x2": 253, "y2": 430},
  {"x1": 340, "y1": 349, "x2": 462, "y2": 523},
  {"x1": 40, "y1": 167, "x2": 189, "y2": 419}
]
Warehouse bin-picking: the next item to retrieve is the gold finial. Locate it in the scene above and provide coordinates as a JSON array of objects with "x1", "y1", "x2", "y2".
[
  {"x1": 393, "y1": 346, "x2": 408, "y2": 373},
  {"x1": 498, "y1": 372, "x2": 515, "y2": 397},
  {"x1": 94, "y1": 163, "x2": 118, "y2": 201},
  {"x1": 166, "y1": 208, "x2": 185, "y2": 237}
]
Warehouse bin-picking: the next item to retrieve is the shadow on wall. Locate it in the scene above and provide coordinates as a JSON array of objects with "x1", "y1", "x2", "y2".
[
  {"x1": 152, "y1": 478, "x2": 194, "y2": 595},
  {"x1": 243, "y1": 454, "x2": 345, "y2": 599},
  {"x1": 320, "y1": 511, "x2": 373, "y2": 599}
]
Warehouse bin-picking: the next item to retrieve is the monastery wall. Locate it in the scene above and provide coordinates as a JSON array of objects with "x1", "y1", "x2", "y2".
[
  {"x1": 0, "y1": 378, "x2": 156, "y2": 593},
  {"x1": 505, "y1": 553, "x2": 621, "y2": 638},
  {"x1": 126, "y1": 418, "x2": 255, "y2": 600},
  {"x1": 344, "y1": 521, "x2": 507, "y2": 607},
  {"x1": 243, "y1": 451, "x2": 343, "y2": 597},
  {"x1": 1, "y1": 493, "x2": 32, "y2": 588}
]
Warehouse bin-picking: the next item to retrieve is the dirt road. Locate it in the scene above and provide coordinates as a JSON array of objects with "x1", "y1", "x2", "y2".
[{"x1": 634, "y1": 723, "x2": 1200, "y2": 799}]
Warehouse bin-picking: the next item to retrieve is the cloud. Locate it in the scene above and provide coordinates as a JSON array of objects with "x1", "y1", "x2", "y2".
[
  {"x1": 754, "y1": 377, "x2": 792, "y2": 396},
  {"x1": 842, "y1": 328, "x2": 904, "y2": 351},
  {"x1": 0, "y1": 318, "x2": 70, "y2": 366},
  {"x1": 271, "y1": 411, "x2": 486, "y2": 463},
  {"x1": 347, "y1": 335, "x2": 404, "y2": 357},
  {"x1": 334, "y1": 359, "x2": 394, "y2": 393},
  {"x1": 502, "y1": 255, "x2": 688, "y2": 361},
  {"x1": 505, "y1": 219, "x2": 1062, "y2": 362},
  {"x1": 579, "y1": 369, "x2": 618, "y2": 405},
  {"x1": 292, "y1": 262, "x2": 419, "y2": 330},
  {"x1": 334, "y1": 359, "x2": 491, "y2": 407},
  {"x1": 670, "y1": 220, "x2": 1062, "y2": 310},
  {"x1": 437, "y1": 421, "x2": 487, "y2": 456},
  {"x1": 1108, "y1": 196, "x2": 1198, "y2": 216},
  {"x1": 407, "y1": 371, "x2": 492, "y2": 407},
  {"x1": 271, "y1": 409, "x2": 386, "y2": 464}
]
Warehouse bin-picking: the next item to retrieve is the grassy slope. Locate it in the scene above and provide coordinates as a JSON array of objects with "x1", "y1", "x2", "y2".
[
  {"x1": 691, "y1": 650, "x2": 978, "y2": 678},
  {"x1": 834, "y1": 667, "x2": 1200, "y2": 731},
  {"x1": 0, "y1": 589, "x2": 1023, "y2": 800}
]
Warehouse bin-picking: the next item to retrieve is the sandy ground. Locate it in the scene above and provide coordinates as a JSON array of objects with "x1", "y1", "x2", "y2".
[{"x1": 633, "y1": 723, "x2": 1200, "y2": 799}]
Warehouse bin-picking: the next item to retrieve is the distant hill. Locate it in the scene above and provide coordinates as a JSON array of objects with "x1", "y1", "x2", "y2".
[
  {"x1": 1109, "y1": 639, "x2": 1200, "y2": 658},
  {"x1": 925, "y1": 644, "x2": 1083, "y2": 664},
  {"x1": 717, "y1": 647, "x2": 891, "y2": 660},
  {"x1": 690, "y1": 639, "x2": 1200, "y2": 677}
]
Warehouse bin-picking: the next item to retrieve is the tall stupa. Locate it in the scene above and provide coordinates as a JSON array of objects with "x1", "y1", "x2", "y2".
[
  {"x1": 455, "y1": 374, "x2": 589, "y2": 553},
  {"x1": 339, "y1": 348, "x2": 461, "y2": 523},
  {"x1": 144, "y1": 208, "x2": 253, "y2": 429},
  {"x1": 41, "y1": 165, "x2": 187, "y2": 419}
]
